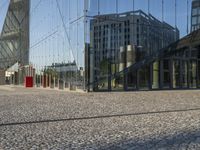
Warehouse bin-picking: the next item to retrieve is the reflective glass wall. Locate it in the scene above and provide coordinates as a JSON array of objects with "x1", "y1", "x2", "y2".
[
  {"x1": 1, "y1": 0, "x2": 198, "y2": 91},
  {"x1": 29, "y1": 0, "x2": 85, "y2": 90},
  {"x1": 85, "y1": 0, "x2": 194, "y2": 91}
]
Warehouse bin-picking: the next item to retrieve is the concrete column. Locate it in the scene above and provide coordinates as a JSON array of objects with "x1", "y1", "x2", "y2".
[
  {"x1": 180, "y1": 60, "x2": 183, "y2": 88},
  {"x1": 46, "y1": 74, "x2": 48, "y2": 88},
  {"x1": 49, "y1": 75, "x2": 51, "y2": 88},
  {"x1": 149, "y1": 64, "x2": 153, "y2": 90},
  {"x1": 58, "y1": 78, "x2": 60, "y2": 89},
  {"x1": 53, "y1": 77, "x2": 55, "y2": 89},
  {"x1": 159, "y1": 60, "x2": 164, "y2": 89},
  {"x1": 126, "y1": 45, "x2": 135, "y2": 68},
  {"x1": 169, "y1": 59, "x2": 174, "y2": 89},
  {"x1": 40, "y1": 74, "x2": 42, "y2": 87},
  {"x1": 63, "y1": 80, "x2": 65, "y2": 89},
  {"x1": 187, "y1": 60, "x2": 190, "y2": 88},
  {"x1": 108, "y1": 62, "x2": 111, "y2": 91},
  {"x1": 119, "y1": 46, "x2": 125, "y2": 72}
]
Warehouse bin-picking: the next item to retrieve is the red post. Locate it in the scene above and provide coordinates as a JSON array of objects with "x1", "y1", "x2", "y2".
[{"x1": 25, "y1": 76, "x2": 33, "y2": 88}]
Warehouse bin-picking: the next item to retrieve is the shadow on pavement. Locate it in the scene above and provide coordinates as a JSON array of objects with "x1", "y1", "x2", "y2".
[
  {"x1": 90, "y1": 129, "x2": 200, "y2": 149},
  {"x1": 1, "y1": 107, "x2": 200, "y2": 127}
]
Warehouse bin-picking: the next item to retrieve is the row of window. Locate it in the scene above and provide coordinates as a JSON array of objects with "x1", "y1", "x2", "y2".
[
  {"x1": 191, "y1": 25, "x2": 200, "y2": 32},
  {"x1": 192, "y1": 7, "x2": 200, "y2": 16},
  {"x1": 192, "y1": 16, "x2": 200, "y2": 25}
]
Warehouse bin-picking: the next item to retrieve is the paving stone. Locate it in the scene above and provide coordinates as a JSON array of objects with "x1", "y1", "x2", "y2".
[{"x1": 0, "y1": 86, "x2": 200, "y2": 149}]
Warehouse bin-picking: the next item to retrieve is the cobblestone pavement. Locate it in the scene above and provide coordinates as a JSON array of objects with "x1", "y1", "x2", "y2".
[{"x1": 1, "y1": 86, "x2": 200, "y2": 149}]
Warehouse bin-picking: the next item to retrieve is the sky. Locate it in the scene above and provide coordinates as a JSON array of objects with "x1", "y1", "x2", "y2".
[
  {"x1": 0, "y1": 0, "x2": 9, "y2": 32},
  {"x1": 0, "y1": 0, "x2": 193, "y2": 38},
  {"x1": 89, "y1": 0, "x2": 192, "y2": 37},
  {"x1": 0, "y1": 0, "x2": 193, "y2": 69}
]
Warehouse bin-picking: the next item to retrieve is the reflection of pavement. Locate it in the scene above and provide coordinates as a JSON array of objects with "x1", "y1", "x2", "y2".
[
  {"x1": 0, "y1": 85, "x2": 15, "y2": 91},
  {"x1": 1, "y1": 87, "x2": 200, "y2": 149}
]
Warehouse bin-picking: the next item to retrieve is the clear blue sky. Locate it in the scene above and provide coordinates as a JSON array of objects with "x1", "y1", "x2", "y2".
[{"x1": 0, "y1": 0, "x2": 193, "y2": 70}]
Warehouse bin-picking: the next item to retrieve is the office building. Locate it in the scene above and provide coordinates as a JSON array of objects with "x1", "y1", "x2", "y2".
[
  {"x1": 89, "y1": 10, "x2": 179, "y2": 88},
  {"x1": 191, "y1": 0, "x2": 200, "y2": 32}
]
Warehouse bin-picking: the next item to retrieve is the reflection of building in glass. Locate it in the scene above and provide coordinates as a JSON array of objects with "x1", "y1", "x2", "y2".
[
  {"x1": 47, "y1": 62, "x2": 78, "y2": 74},
  {"x1": 0, "y1": 0, "x2": 30, "y2": 68},
  {"x1": 45, "y1": 62, "x2": 84, "y2": 87},
  {"x1": 90, "y1": 28, "x2": 200, "y2": 92},
  {"x1": 0, "y1": 0, "x2": 200, "y2": 92},
  {"x1": 90, "y1": 10, "x2": 179, "y2": 86},
  {"x1": 191, "y1": 0, "x2": 200, "y2": 32},
  {"x1": 0, "y1": 0, "x2": 30, "y2": 85}
]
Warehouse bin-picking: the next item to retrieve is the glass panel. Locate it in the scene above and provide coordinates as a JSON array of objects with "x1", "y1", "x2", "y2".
[
  {"x1": 99, "y1": 59, "x2": 109, "y2": 88},
  {"x1": 138, "y1": 66, "x2": 149, "y2": 90},
  {"x1": 152, "y1": 61, "x2": 159, "y2": 89},
  {"x1": 118, "y1": 0, "x2": 134, "y2": 13},
  {"x1": 163, "y1": 60, "x2": 170, "y2": 88},
  {"x1": 198, "y1": 16, "x2": 200, "y2": 24},
  {"x1": 99, "y1": 0, "x2": 117, "y2": 15},
  {"x1": 192, "y1": 17, "x2": 197, "y2": 25},
  {"x1": 182, "y1": 60, "x2": 188, "y2": 88},
  {"x1": 173, "y1": 60, "x2": 181, "y2": 88},
  {"x1": 192, "y1": 8, "x2": 198, "y2": 16},
  {"x1": 29, "y1": 0, "x2": 86, "y2": 90},
  {"x1": 96, "y1": 76, "x2": 109, "y2": 91},
  {"x1": 127, "y1": 68, "x2": 137, "y2": 90},
  {"x1": 111, "y1": 72, "x2": 124, "y2": 91},
  {"x1": 189, "y1": 60, "x2": 197, "y2": 88},
  {"x1": 85, "y1": 0, "x2": 187, "y2": 91}
]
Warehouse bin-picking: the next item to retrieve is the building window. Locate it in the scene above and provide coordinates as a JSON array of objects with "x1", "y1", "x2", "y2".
[
  {"x1": 192, "y1": 17, "x2": 197, "y2": 25},
  {"x1": 192, "y1": 8, "x2": 198, "y2": 16},
  {"x1": 198, "y1": 16, "x2": 200, "y2": 24}
]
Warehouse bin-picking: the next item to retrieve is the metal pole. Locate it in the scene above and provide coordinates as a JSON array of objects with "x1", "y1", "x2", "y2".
[
  {"x1": 187, "y1": 0, "x2": 189, "y2": 34},
  {"x1": 175, "y1": 0, "x2": 177, "y2": 40}
]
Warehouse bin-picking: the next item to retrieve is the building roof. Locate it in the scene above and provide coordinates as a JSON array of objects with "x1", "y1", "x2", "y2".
[{"x1": 90, "y1": 10, "x2": 177, "y2": 31}]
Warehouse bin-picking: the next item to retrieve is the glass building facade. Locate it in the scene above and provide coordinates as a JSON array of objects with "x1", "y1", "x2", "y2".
[
  {"x1": 86, "y1": 0, "x2": 200, "y2": 91},
  {"x1": 1, "y1": 0, "x2": 200, "y2": 91},
  {"x1": 0, "y1": 0, "x2": 29, "y2": 69},
  {"x1": 0, "y1": 0, "x2": 29, "y2": 85}
]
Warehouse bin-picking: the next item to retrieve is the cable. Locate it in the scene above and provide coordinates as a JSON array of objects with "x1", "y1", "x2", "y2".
[
  {"x1": 76, "y1": 0, "x2": 79, "y2": 84},
  {"x1": 175, "y1": 0, "x2": 177, "y2": 28},
  {"x1": 30, "y1": 30, "x2": 58, "y2": 49},
  {"x1": 175, "y1": 0, "x2": 177, "y2": 40},
  {"x1": 55, "y1": 0, "x2": 76, "y2": 64},
  {"x1": 187, "y1": 0, "x2": 189, "y2": 34},
  {"x1": 21, "y1": 0, "x2": 42, "y2": 26}
]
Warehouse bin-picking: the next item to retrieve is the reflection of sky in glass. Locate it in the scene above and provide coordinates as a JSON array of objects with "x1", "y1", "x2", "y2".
[
  {"x1": 89, "y1": 0, "x2": 192, "y2": 37},
  {"x1": 0, "y1": 0, "x2": 193, "y2": 70},
  {"x1": 29, "y1": 0, "x2": 85, "y2": 70},
  {"x1": 0, "y1": 0, "x2": 193, "y2": 38},
  {"x1": 0, "y1": 0, "x2": 9, "y2": 33}
]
